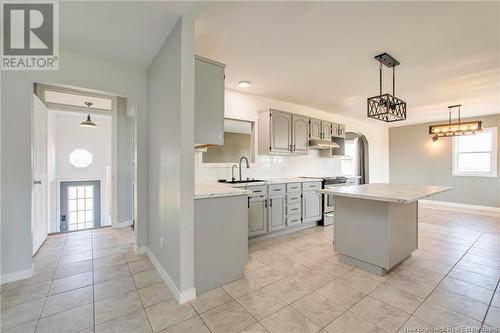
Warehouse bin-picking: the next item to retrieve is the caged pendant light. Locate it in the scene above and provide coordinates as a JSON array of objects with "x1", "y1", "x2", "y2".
[
  {"x1": 80, "y1": 102, "x2": 97, "y2": 128},
  {"x1": 367, "y1": 53, "x2": 407, "y2": 122}
]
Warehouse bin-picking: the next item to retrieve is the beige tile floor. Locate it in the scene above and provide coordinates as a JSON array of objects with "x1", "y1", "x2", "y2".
[{"x1": 1, "y1": 207, "x2": 499, "y2": 332}]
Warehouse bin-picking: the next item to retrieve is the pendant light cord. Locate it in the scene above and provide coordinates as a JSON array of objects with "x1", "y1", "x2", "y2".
[
  {"x1": 393, "y1": 67, "x2": 395, "y2": 96},
  {"x1": 379, "y1": 61, "x2": 383, "y2": 96}
]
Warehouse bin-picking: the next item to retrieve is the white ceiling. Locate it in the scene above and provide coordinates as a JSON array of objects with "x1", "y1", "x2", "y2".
[
  {"x1": 195, "y1": 2, "x2": 500, "y2": 125},
  {"x1": 59, "y1": 2, "x2": 500, "y2": 126},
  {"x1": 59, "y1": 2, "x2": 196, "y2": 68}
]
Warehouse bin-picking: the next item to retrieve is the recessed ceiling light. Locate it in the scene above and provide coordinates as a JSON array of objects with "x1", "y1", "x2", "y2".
[{"x1": 238, "y1": 81, "x2": 251, "y2": 88}]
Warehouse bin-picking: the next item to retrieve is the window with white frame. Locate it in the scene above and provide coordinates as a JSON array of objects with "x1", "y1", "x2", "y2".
[
  {"x1": 453, "y1": 127, "x2": 497, "y2": 177},
  {"x1": 341, "y1": 138, "x2": 357, "y2": 176}
]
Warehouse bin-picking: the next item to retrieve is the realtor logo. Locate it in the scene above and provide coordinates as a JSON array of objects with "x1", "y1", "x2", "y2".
[{"x1": 1, "y1": 1, "x2": 59, "y2": 70}]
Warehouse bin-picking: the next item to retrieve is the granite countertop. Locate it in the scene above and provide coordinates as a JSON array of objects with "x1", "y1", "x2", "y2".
[
  {"x1": 320, "y1": 183, "x2": 451, "y2": 204},
  {"x1": 195, "y1": 182, "x2": 251, "y2": 200}
]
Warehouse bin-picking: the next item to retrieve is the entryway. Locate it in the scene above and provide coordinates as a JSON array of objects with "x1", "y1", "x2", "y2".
[
  {"x1": 31, "y1": 83, "x2": 136, "y2": 255},
  {"x1": 60, "y1": 180, "x2": 101, "y2": 232}
]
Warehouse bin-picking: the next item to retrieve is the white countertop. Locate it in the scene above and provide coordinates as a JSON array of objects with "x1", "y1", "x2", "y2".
[
  {"x1": 195, "y1": 182, "x2": 251, "y2": 200},
  {"x1": 195, "y1": 177, "x2": 324, "y2": 199},
  {"x1": 320, "y1": 183, "x2": 451, "y2": 204}
]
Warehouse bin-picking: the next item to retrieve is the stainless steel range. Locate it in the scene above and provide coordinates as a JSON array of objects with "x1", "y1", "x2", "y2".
[{"x1": 301, "y1": 176, "x2": 349, "y2": 226}]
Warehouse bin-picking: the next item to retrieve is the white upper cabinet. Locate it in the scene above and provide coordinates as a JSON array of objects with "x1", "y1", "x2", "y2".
[
  {"x1": 292, "y1": 115, "x2": 309, "y2": 154},
  {"x1": 270, "y1": 110, "x2": 292, "y2": 153},
  {"x1": 321, "y1": 121, "x2": 333, "y2": 140},
  {"x1": 259, "y1": 109, "x2": 344, "y2": 156},
  {"x1": 309, "y1": 118, "x2": 322, "y2": 140},
  {"x1": 194, "y1": 56, "x2": 226, "y2": 146}
]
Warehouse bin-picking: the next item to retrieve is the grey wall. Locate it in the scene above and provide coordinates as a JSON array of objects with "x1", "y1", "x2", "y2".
[
  {"x1": 117, "y1": 97, "x2": 134, "y2": 224},
  {"x1": 389, "y1": 114, "x2": 500, "y2": 207},
  {"x1": 1, "y1": 50, "x2": 148, "y2": 279},
  {"x1": 147, "y1": 16, "x2": 195, "y2": 295}
]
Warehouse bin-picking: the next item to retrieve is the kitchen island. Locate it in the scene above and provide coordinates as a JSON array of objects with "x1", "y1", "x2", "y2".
[{"x1": 320, "y1": 183, "x2": 451, "y2": 275}]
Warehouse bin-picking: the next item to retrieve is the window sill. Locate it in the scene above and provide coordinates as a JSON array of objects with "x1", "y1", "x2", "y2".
[{"x1": 452, "y1": 172, "x2": 497, "y2": 178}]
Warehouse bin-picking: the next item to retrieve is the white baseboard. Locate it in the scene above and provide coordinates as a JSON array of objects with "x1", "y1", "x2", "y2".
[
  {"x1": 135, "y1": 245, "x2": 147, "y2": 255},
  {"x1": 113, "y1": 220, "x2": 133, "y2": 228},
  {"x1": 1, "y1": 264, "x2": 33, "y2": 285},
  {"x1": 419, "y1": 200, "x2": 500, "y2": 216},
  {"x1": 145, "y1": 247, "x2": 196, "y2": 304}
]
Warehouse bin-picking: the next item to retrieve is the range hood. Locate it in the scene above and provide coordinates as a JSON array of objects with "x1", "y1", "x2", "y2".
[{"x1": 308, "y1": 139, "x2": 340, "y2": 149}]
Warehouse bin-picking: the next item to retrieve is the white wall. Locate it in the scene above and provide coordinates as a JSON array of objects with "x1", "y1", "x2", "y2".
[
  {"x1": 48, "y1": 112, "x2": 112, "y2": 232},
  {"x1": 147, "y1": 16, "x2": 196, "y2": 302},
  {"x1": 1, "y1": 49, "x2": 148, "y2": 282},
  {"x1": 196, "y1": 89, "x2": 389, "y2": 183}
]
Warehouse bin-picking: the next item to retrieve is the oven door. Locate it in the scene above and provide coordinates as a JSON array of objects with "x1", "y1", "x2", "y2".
[{"x1": 323, "y1": 189, "x2": 335, "y2": 213}]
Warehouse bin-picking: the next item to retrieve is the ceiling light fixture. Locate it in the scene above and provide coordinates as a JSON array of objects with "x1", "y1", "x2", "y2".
[
  {"x1": 80, "y1": 102, "x2": 97, "y2": 128},
  {"x1": 367, "y1": 53, "x2": 407, "y2": 122},
  {"x1": 429, "y1": 104, "x2": 482, "y2": 141},
  {"x1": 238, "y1": 81, "x2": 251, "y2": 88}
]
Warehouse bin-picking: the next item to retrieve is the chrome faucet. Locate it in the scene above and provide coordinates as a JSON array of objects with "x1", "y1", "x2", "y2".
[
  {"x1": 231, "y1": 165, "x2": 238, "y2": 181},
  {"x1": 239, "y1": 156, "x2": 250, "y2": 181}
]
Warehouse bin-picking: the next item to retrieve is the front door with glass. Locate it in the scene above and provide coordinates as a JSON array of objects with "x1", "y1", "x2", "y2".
[{"x1": 60, "y1": 180, "x2": 101, "y2": 232}]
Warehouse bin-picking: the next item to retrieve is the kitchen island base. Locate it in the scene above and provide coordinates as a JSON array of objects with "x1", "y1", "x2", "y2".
[
  {"x1": 194, "y1": 194, "x2": 248, "y2": 293},
  {"x1": 334, "y1": 196, "x2": 418, "y2": 276}
]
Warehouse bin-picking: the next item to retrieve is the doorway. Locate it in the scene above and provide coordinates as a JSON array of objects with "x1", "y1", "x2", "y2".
[{"x1": 60, "y1": 181, "x2": 101, "y2": 232}]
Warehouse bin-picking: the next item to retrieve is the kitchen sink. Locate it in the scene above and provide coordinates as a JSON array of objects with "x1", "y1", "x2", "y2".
[{"x1": 219, "y1": 179, "x2": 266, "y2": 184}]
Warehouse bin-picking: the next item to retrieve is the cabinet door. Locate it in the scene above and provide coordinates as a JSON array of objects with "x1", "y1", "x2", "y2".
[
  {"x1": 249, "y1": 196, "x2": 268, "y2": 237},
  {"x1": 321, "y1": 121, "x2": 332, "y2": 140},
  {"x1": 194, "y1": 56, "x2": 225, "y2": 145},
  {"x1": 331, "y1": 123, "x2": 339, "y2": 137},
  {"x1": 268, "y1": 195, "x2": 286, "y2": 232},
  {"x1": 309, "y1": 118, "x2": 322, "y2": 140},
  {"x1": 292, "y1": 115, "x2": 309, "y2": 154},
  {"x1": 270, "y1": 110, "x2": 292, "y2": 153},
  {"x1": 302, "y1": 192, "x2": 322, "y2": 223}
]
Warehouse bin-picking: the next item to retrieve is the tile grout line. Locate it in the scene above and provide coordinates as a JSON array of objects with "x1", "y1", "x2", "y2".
[
  {"x1": 479, "y1": 275, "x2": 500, "y2": 329},
  {"x1": 126, "y1": 239, "x2": 157, "y2": 333},
  {"x1": 34, "y1": 233, "x2": 69, "y2": 332},
  {"x1": 91, "y1": 229, "x2": 96, "y2": 332},
  {"x1": 395, "y1": 232, "x2": 485, "y2": 331}
]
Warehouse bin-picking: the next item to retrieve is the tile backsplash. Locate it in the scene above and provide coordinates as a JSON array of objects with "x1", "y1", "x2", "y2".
[{"x1": 195, "y1": 150, "x2": 343, "y2": 182}]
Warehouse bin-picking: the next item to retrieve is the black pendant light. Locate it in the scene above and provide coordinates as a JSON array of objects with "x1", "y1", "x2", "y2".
[
  {"x1": 367, "y1": 53, "x2": 407, "y2": 122},
  {"x1": 80, "y1": 102, "x2": 97, "y2": 128}
]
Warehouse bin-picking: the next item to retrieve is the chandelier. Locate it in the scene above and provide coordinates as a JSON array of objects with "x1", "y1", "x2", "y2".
[
  {"x1": 429, "y1": 104, "x2": 482, "y2": 141},
  {"x1": 367, "y1": 53, "x2": 407, "y2": 122}
]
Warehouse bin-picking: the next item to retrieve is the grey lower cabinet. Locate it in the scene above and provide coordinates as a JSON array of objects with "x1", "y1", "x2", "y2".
[
  {"x1": 194, "y1": 195, "x2": 248, "y2": 293},
  {"x1": 248, "y1": 195, "x2": 268, "y2": 237},
  {"x1": 268, "y1": 194, "x2": 286, "y2": 232},
  {"x1": 302, "y1": 191, "x2": 322, "y2": 223}
]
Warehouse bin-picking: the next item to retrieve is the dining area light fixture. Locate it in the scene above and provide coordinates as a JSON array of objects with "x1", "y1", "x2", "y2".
[
  {"x1": 429, "y1": 104, "x2": 482, "y2": 141},
  {"x1": 80, "y1": 102, "x2": 97, "y2": 128},
  {"x1": 367, "y1": 52, "x2": 407, "y2": 122}
]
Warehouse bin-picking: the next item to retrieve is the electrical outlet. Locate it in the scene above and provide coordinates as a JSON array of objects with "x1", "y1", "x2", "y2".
[{"x1": 160, "y1": 237, "x2": 164, "y2": 250}]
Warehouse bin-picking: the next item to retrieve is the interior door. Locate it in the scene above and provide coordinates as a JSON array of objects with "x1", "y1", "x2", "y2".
[
  {"x1": 32, "y1": 95, "x2": 48, "y2": 254},
  {"x1": 270, "y1": 110, "x2": 292, "y2": 153},
  {"x1": 292, "y1": 115, "x2": 309, "y2": 154}
]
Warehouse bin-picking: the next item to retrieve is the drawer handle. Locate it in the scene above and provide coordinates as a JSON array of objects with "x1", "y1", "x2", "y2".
[
  {"x1": 273, "y1": 189, "x2": 281, "y2": 191},
  {"x1": 254, "y1": 190, "x2": 262, "y2": 193},
  {"x1": 291, "y1": 208, "x2": 298, "y2": 211}
]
